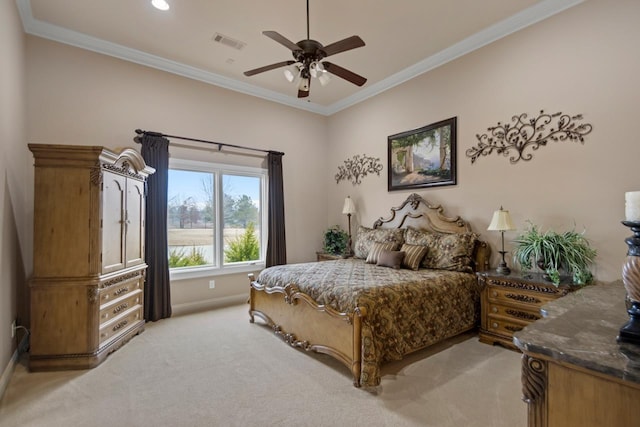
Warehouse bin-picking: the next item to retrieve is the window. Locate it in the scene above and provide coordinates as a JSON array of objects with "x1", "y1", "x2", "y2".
[{"x1": 167, "y1": 158, "x2": 267, "y2": 279}]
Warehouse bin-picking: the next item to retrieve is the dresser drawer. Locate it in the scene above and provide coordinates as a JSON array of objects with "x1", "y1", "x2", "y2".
[
  {"x1": 99, "y1": 289, "x2": 143, "y2": 325},
  {"x1": 99, "y1": 306, "x2": 143, "y2": 345},
  {"x1": 486, "y1": 314, "x2": 528, "y2": 337},
  {"x1": 486, "y1": 285, "x2": 555, "y2": 308},
  {"x1": 100, "y1": 277, "x2": 143, "y2": 305}
]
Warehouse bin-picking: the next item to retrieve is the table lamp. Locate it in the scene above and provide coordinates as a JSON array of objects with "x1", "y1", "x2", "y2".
[
  {"x1": 342, "y1": 196, "x2": 356, "y2": 257},
  {"x1": 488, "y1": 206, "x2": 516, "y2": 275}
]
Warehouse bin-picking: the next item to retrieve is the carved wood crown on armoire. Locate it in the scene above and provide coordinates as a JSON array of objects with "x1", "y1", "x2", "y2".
[{"x1": 28, "y1": 144, "x2": 155, "y2": 371}]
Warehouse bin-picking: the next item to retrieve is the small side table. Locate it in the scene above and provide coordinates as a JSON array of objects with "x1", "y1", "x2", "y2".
[
  {"x1": 316, "y1": 252, "x2": 346, "y2": 262},
  {"x1": 477, "y1": 270, "x2": 576, "y2": 350}
]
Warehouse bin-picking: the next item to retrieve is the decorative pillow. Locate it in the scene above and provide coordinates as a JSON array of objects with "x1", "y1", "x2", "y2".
[
  {"x1": 366, "y1": 242, "x2": 400, "y2": 264},
  {"x1": 376, "y1": 250, "x2": 405, "y2": 269},
  {"x1": 400, "y1": 243, "x2": 429, "y2": 271},
  {"x1": 353, "y1": 226, "x2": 405, "y2": 259},
  {"x1": 405, "y1": 227, "x2": 478, "y2": 272},
  {"x1": 423, "y1": 234, "x2": 478, "y2": 273}
]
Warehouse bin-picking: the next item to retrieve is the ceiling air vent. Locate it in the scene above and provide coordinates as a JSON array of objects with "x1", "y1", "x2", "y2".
[{"x1": 212, "y1": 33, "x2": 246, "y2": 51}]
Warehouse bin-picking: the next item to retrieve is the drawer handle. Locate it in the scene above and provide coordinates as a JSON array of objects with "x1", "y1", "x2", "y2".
[
  {"x1": 491, "y1": 322, "x2": 499, "y2": 329},
  {"x1": 113, "y1": 303, "x2": 129, "y2": 314},
  {"x1": 114, "y1": 287, "x2": 129, "y2": 296},
  {"x1": 491, "y1": 307, "x2": 498, "y2": 313},
  {"x1": 505, "y1": 309, "x2": 539, "y2": 321},
  {"x1": 505, "y1": 325, "x2": 523, "y2": 332},
  {"x1": 505, "y1": 293, "x2": 541, "y2": 304},
  {"x1": 492, "y1": 291, "x2": 498, "y2": 297},
  {"x1": 113, "y1": 320, "x2": 128, "y2": 331}
]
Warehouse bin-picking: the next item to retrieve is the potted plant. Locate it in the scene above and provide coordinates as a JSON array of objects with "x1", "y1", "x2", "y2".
[
  {"x1": 323, "y1": 225, "x2": 349, "y2": 256},
  {"x1": 512, "y1": 222, "x2": 597, "y2": 285}
]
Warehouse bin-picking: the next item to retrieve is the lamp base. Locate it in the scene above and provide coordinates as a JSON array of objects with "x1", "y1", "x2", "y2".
[
  {"x1": 496, "y1": 250, "x2": 511, "y2": 275},
  {"x1": 618, "y1": 301, "x2": 640, "y2": 345},
  {"x1": 496, "y1": 263, "x2": 511, "y2": 275}
]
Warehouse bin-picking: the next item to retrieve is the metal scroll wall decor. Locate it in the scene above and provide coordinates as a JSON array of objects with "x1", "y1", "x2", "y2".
[
  {"x1": 466, "y1": 110, "x2": 593, "y2": 164},
  {"x1": 335, "y1": 154, "x2": 383, "y2": 185}
]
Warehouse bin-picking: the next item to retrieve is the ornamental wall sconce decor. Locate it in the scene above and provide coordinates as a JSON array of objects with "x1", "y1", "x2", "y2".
[
  {"x1": 466, "y1": 110, "x2": 593, "y2": 164},
  {"x1": 335, "y1": 154, "x2": 383, "y2": 185}
]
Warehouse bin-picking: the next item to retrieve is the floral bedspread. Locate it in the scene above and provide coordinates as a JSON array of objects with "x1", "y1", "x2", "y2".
[{"x1": 256, "y1": 258, "x2": 480, "y2": 387}]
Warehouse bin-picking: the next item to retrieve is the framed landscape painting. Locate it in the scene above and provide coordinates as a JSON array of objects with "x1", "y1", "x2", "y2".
[{"x1": 388, "y1": 117, "x2": 457, "y2": 191}]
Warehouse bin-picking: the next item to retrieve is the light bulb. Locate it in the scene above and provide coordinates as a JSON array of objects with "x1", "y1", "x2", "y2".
[
  {"x1": 283, "y1": 64, "x2": 301, "y2": 83},
  {"x1": 318, "y1": 72, "x2": 331, "y2": 86},
  {"x1": 284, "y1": 69, "x2": 295, "y2": 82},
  {"x1": 151, "y1": 0, "x2": 170, "y2": 11},
  {"x1": 309, "y1": 61, "x2": 325, "y2": 78}
]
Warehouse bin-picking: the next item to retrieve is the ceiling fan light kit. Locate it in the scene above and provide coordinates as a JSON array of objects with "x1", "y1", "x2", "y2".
[{"x1": 244, "y1": 0, "x2": 366, "y2": 98}]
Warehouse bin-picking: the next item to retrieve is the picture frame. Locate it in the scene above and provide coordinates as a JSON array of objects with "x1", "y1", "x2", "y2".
[{"x1": 388, "y1": 117, "x2": 457, "y2": 191}]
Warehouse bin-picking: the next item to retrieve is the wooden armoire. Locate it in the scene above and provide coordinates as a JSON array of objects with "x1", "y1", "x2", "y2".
[{"x1": 28, "y1": 144, "x2": 155, "y2": 370}]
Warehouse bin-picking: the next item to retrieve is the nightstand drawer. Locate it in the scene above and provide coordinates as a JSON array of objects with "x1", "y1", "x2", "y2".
[
  {"x1": 486, "y1": 302, "x2": 541, "y2": 323},
  {"x1": 486, "y1": 314, "x2": 528, "y2": 336},
  {"x1": 486, "y1": 285, "x2": 555, "y2": 308}
]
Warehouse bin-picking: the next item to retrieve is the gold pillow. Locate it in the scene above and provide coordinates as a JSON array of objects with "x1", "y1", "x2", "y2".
[{"x1": 400, "y1": 243, "x2": 429, "y2": 271}]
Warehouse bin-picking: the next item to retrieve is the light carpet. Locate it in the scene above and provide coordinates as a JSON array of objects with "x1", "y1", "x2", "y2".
[{"x1": 0, "y1": 303, "x2": 526, "y2": 427}]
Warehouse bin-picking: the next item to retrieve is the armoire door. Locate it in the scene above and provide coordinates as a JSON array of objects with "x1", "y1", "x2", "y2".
[
  {"x1": 125, "y1": 178, "x2": 146, "y2": 267},
  {"x1": 102, "y1": 171, "x2": 126, "y2": 274}
]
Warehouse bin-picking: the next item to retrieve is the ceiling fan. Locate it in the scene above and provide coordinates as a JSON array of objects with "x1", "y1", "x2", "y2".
[{"x1": 243, "y1": 0, "x2": 367, "y2": 98}]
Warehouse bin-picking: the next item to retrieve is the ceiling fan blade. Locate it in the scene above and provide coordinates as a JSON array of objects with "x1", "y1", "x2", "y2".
[
  {"x1": 322, "y1": 62, "x2": 367, "y2": 86},
  {"x1": 263, "y1": 31, "x2": 301, "y2": 52},
  {"x1": 320, "y1": 35, "x2": 365, "y2": 57},
  {"x1": 244, "y1": 60, "x2": 295, "y2": 76}
]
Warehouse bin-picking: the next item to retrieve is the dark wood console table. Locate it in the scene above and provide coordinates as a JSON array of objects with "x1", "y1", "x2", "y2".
[{"x1": 513, "y1": 280, "x2": 640, "y2": 427}]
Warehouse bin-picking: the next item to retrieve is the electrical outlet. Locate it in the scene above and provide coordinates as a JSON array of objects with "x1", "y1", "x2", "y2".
[
  {"x1": 11, "y1": 320, "x2": 16, "y2": 338},
  {"x1": 209, "y1": 280, "x2": 215, "y2": 289}
]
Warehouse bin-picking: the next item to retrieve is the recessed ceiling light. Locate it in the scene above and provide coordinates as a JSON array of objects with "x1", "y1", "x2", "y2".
[{"x1": 151, "y1": 0, "x2": 170, "y2": 11}]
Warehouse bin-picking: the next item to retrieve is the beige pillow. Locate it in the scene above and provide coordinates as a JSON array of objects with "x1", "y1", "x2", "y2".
[
  {"x1": 400, "y1": 243, "x2": 429, "y2": 271},
  {"x1": 353, "y1": 226, "x2": 405, "y2": 259},
  {"x1": 376, "y1": 250, "x2": 405, "y2": 269},
  {"x1": 366, "y1": 242, "x2": 400, "y2": 264}
]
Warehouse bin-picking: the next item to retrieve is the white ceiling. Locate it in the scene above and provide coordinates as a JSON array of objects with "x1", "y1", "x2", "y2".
[{"x1": 17, "y1": 0, "x2": 582, "y2": 115}]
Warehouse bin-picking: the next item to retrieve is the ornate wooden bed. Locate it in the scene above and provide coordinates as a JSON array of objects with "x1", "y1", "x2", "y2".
[{"x1": 248, "y1": 193, "x2": 490, "y2": 388}]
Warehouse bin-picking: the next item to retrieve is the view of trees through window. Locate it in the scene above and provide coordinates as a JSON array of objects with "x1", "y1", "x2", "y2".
[{"x1": 167, "y1": 167, "x2": 262, "y2": 269}]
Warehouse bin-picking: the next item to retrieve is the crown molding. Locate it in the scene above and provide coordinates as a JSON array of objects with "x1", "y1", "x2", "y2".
[{"x1": 17, "y1": 0, "x2": 582, "y2": 117}]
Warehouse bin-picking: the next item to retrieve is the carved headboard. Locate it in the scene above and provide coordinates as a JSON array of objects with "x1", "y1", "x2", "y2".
[{"x1": 373, "y1": 193, "x2": 490, "y2": 272}]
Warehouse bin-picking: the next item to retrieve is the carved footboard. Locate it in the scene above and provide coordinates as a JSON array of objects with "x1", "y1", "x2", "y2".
[{"x1": 248, "y1": 273, "x2": 367, "y2": 387}]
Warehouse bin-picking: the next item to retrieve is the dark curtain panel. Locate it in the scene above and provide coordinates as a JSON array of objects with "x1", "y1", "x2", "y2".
[
  {"x1": 139, "y1": 134, "x2": 172, "y2": 321},
  {"x1": 266, "y1": 152, "x2": 287, "y2": 267}
]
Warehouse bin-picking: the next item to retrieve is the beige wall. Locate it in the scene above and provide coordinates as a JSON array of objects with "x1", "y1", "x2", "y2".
[
  {"x1": 0, "y1": 0, "x2": 30, "y2": 383},
  {"x1": 25, "y1": 37, "x2": 329, "y2": 314},
  {"x1": 327, "y1": 0, "x2": 639, "y2": 282}
]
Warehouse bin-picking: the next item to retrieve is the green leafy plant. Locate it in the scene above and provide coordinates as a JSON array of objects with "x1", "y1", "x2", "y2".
[
  {"x1": 512, "y1": 222, "x2": 597, "y2": 286},
  {"x1": 169, "y1": 246, "x2": 208, "y2": 268},
  {"x1": 225, "y1": 222, "x2": 260, "y2": 262},
  {"x1": 323, "y1": 225, "x2": 349, "y2": 256}
]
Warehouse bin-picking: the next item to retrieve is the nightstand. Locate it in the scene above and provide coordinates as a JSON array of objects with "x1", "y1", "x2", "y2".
[
  {"x1": 477, "y1": 270, "x2": 576, "y2": 350},
  {"x1": 316, "y1": 252, "x2": 347, "y2": 261}
]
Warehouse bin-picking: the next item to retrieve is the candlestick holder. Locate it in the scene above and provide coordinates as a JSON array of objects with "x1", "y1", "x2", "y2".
[{"x1": 618, "y1": 220, "x2": 640, "y2": 344}]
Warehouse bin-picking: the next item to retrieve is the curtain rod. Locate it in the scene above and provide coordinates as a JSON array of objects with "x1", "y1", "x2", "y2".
[{"x1": 134, "y1": 129, "x2": 284, "y2": 156}]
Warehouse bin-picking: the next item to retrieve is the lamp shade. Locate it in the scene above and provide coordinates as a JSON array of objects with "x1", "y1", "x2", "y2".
[
  {"x1": 487, "y1": 207, "x2": 515, "y2": 231},
  {"x1": 342, "y1": 196, "x2": 356, "y2": 215}
]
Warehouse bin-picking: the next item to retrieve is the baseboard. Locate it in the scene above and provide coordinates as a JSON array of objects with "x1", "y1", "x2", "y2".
[
  {"x1": 0, "y1": 334, "x2": 28, "y2": 401},
  {"x1": 172, "y1": 294, "x2": 247, "y2": 316}
]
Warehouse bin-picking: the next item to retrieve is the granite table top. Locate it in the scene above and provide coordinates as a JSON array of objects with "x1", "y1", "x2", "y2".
[{"x1": 513, "y1": 280, "x2": 640, "y2": 385}]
